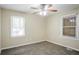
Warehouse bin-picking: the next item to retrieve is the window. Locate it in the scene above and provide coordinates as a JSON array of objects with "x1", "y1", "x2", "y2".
[
  {"x1": 63, "y1": 15, "x2": 76, "y2": 37},
  {"x1": 11, "y1": 16, "x2": 25, "y2": 37}
]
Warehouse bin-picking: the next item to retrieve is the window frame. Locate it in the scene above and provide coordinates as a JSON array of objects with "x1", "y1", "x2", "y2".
[
  {"x1": 11, "y1": 16, "x2": 25, "y2": 37},
  {"x1": 63, "y1": 14, "x2": 76, "y2": 37}
]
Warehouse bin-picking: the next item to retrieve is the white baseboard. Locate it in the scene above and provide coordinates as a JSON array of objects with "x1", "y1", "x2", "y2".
[
  {"x1": 1, "y1": 40, "x2": 79, "y2": 52},
  {"x1": 2, "y1": 40, "x2": 45, "y2": 50},
  {"x1": 0, "y1": 49, "x2": 1, "y2": 54},
  {"x1": 47, "y1": 40, "x2": 79, "y2": 52}
]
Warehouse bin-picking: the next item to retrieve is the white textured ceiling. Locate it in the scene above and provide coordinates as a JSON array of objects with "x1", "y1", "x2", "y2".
[{"x1": 0, "y1": 4, "x2": 79, "y2": 14}]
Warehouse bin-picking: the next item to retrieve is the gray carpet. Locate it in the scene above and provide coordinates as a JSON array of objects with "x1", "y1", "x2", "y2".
[{"x1": 1, "y1": 41, "x2": 79, "y2": 55}]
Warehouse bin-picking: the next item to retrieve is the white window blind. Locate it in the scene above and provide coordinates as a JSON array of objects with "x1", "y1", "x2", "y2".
[{"x1": 11, "y1": 16, "x2": 25, "y2": 37}]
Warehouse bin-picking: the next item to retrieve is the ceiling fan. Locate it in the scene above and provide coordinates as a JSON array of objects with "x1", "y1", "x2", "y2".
[{"x1": 30, "y1": 4, "x2": 58, "y2": 16}]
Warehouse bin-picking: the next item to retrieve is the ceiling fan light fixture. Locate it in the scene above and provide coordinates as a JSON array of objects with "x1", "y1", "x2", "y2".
[
  {"x1": 44, "y1": 5, "x2": 48, "y2": 11},
  {"x1": 39, "y1": 11, "x2": 47, "y2": 16},
  {"x1": 31, "y1": 4, "x2": 57, "y2": 16}
]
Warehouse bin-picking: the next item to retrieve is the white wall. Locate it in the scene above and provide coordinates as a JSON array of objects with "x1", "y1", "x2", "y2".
[
  {"x1": 0, "y1": 8, "x2": 1, "y2": 53},
  {"x1": 1, "y1": 9, "x2": 46, "y2": 49},
  {"x1": 1, "y1": 7, "x2": 79, "y2": 52},
  {"x1": 46, "y1": 8, "x2": 79, "y2": 51}
]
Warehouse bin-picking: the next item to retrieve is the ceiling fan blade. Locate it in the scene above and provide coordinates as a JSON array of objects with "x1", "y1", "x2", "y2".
[
  {"x1": 49, "y1": 10, "x2": 58, "y2": 12},
  {"x1": 48, "y1": 6, "x2": 58, "y2": 12},
  {"x1": 32, "y1": 11, "x2": 38, "y2": 14},
  {"x1": 31, "y1": 7, "x2": 39, "y2": 9}
]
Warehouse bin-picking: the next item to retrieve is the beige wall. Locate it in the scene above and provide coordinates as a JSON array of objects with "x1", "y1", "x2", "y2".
[
  {"x1": 1, "y1": 7, "x2": 79, "y2": 52},
  {"x1": 1, "y1": 9, "x2": 46, "y2": 49},
  {"x1": 0, "y1": 8, "x2": 1, "y2": 53},
  {"x1": 46, "y1": 8, "x2": 79, "y2": 51}
]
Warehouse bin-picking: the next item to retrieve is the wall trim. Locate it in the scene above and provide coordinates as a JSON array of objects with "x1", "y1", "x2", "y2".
[
  {"x1": 1, "y1": 40, "x2": 45, "y2": 50},
  {"x1": 46, "y1": 40, "x2": 79, "y2": 52},
  {"x1": 1, "y1": 40, "x2": 79, "y2": 52},
  {"x1": 0, "y1": 49, "x2": 1, "y2": 54}
]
